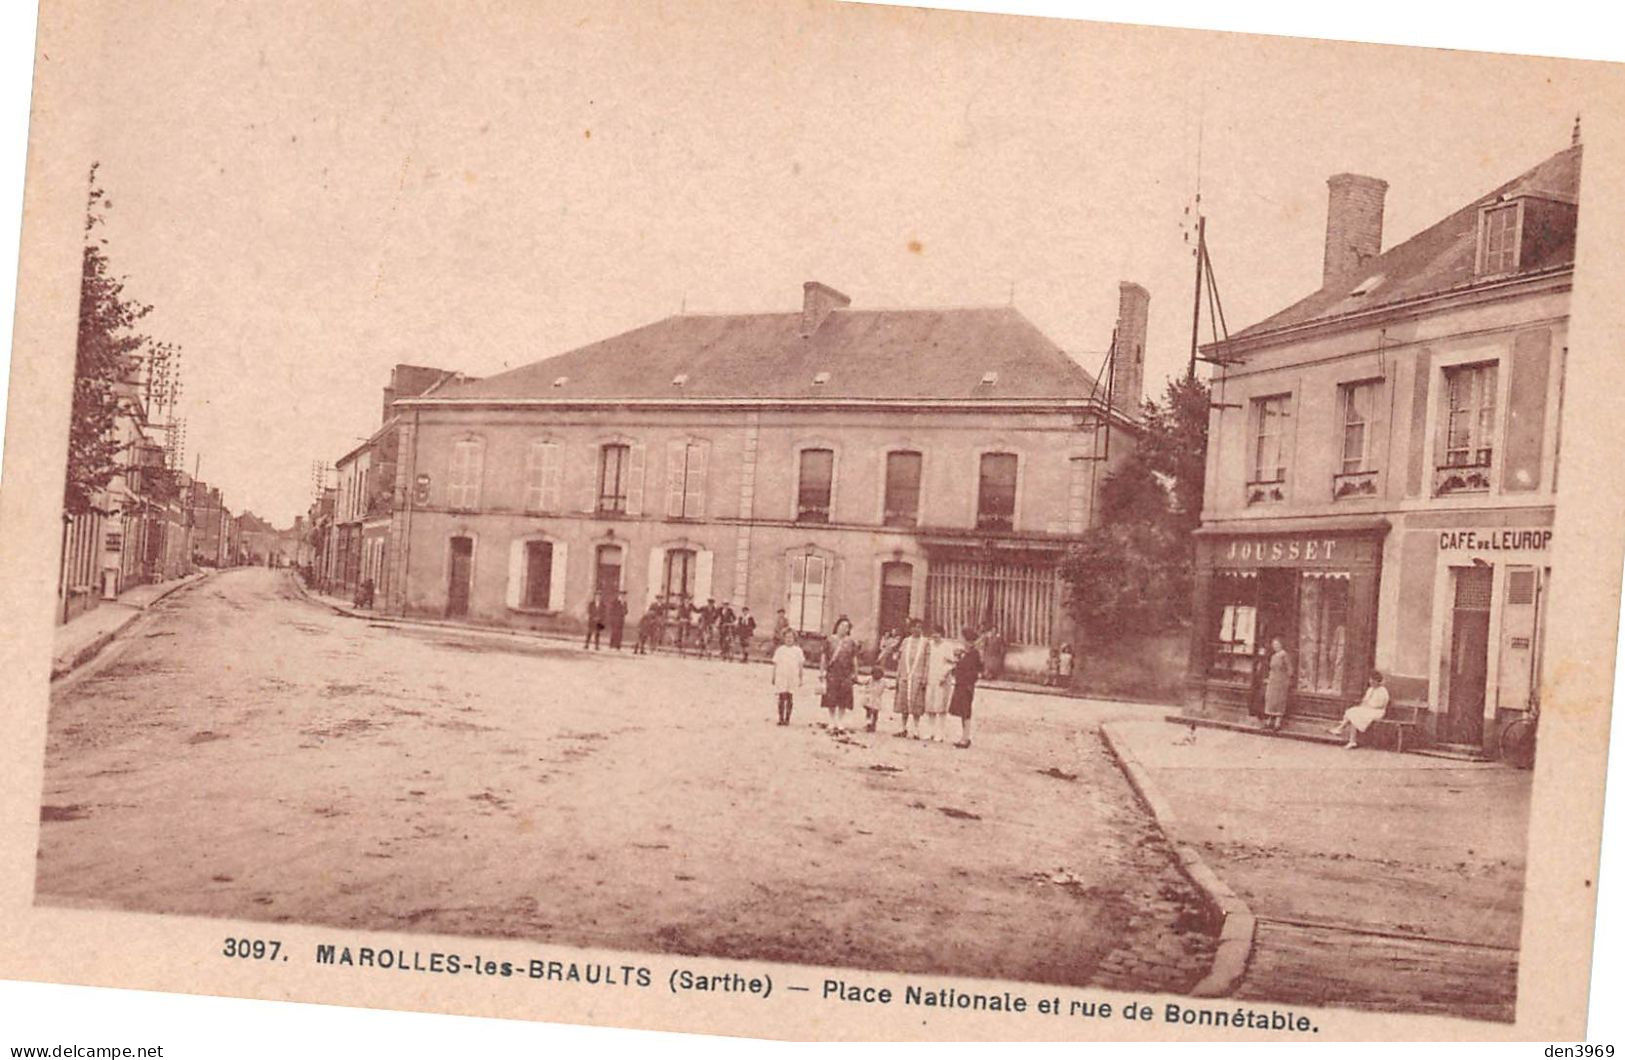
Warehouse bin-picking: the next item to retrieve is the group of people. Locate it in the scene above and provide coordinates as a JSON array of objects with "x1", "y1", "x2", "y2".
[
  {"x1": 616, "y1": 594, "x2": 761, "y2": 661},
  {"x1": 1253, "y1": 635, "x2": 1392, "y2": 749},
  {"x1": 770, "y1": 616, "x2": 982, "y2": 749}
]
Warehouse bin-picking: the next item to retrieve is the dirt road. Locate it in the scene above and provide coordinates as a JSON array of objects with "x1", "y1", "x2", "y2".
[{"x1": 37, "y1": 568, "x2": 1212, "y2": 993}]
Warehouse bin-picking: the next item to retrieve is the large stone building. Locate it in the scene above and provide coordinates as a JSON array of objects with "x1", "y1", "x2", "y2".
[
  {"x1": 382, "y1": 281, "x2": 1148, "y2": 671},
  {"x1": 1186, "y1": 142, "x2": 1578, "y2": 754}
]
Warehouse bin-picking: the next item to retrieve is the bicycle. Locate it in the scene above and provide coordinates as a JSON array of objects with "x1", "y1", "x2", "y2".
[{"x1": 1498, "y1": 702, "x2": 1539, "y2": 769}]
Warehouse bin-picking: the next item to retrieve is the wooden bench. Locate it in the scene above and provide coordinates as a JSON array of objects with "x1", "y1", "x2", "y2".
[{"x1": 1368, "y1": 704, "x2": 1427, "y2": 752}]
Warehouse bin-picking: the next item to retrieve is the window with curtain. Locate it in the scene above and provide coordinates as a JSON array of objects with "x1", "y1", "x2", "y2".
[
  {"x1": 663, "y1": 548, "x2": 697, "y2": 603},
  {"x1": 797, "y1": 448, "x2": 834, "y2": 523},
  {"x1": 1296, "y1": 574, "x2": 1350, "y2": 694},
  {"x1": 1443, "y1": 362, "x2": 1498, "y2": 469},
  {"x1": 1340, "y1": 381, "x2": 1378, "y2": 474},
  {"x1": 1251, "y1": 396, "x2": 1289, "y2": 483},
  {"x1": 598, "y1": 443, "x2": 630, "y2": 513},
  {"x1": 976, "y1": 452, "x2": 1017, "y2": 531},
  {"x1": 787, "y1": 553, "x2": 828, "y2": 633}
]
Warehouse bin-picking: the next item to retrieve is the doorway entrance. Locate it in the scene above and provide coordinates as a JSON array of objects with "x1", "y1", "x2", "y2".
[
  {"x1": 1444, "y1": 565, "x2": 1492, "y2": 745},
  {"x1": 878, "y1": 562, "x2": 913, "y2": 639},
  {"x1": 447, "y1": 536, "x2": 473, "y2": 618},
  {"x1": 595, "y1": 544, "x2": 623, "y2": 608}
]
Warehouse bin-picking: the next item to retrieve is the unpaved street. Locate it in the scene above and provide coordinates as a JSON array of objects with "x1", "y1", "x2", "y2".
[{"x1": 37, "y1": 568, "x2": 1212, "y2": 992}]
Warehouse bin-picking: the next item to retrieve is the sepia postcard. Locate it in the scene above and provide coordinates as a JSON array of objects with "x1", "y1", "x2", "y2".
[{"x1": 2, "y1": 0, "x2": 1624, "y2": 1047}]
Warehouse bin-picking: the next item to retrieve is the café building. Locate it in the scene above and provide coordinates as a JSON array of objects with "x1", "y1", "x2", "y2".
[{"x1": 1186, "y1": 141, "x2": 1575, "y2": 754}]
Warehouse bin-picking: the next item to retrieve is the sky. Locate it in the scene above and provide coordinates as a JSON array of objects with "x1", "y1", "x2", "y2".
[{"x1": 64, "y1": 0, "x2": 1603, "y2": 526}]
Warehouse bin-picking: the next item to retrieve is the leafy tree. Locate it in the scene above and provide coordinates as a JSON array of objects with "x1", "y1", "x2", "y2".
[
  {"x1": 1060, "y1": 376, "x2": 1210, "y2": 638},
  {"x1": 66, "y1": 164, "x2": 159, "y2": 514}
]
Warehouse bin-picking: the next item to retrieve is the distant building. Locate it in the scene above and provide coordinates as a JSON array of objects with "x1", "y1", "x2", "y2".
[
  {"x1": 1186, "y1": 143, "x2": 1578, "y2": 753},
  {"x1": 384, "y1": 281, "x2": 1146, "y2": 670},
  {"x1": 329, "y1": 365, "x2": 463, "y2": 605}
]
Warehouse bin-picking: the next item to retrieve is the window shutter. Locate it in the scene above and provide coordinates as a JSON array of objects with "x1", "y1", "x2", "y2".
[
  {"x1": 505, "y1": 539, "x2": 524, "y2": 608},
  {"x1": 447, "y1": 445, "x2": 465, "y2": 508},
  {"x1": 694, "y1": 548, "x2": 714, "y2": 604},
  {"x1": 646, "y1": 546, "x2": 666, "y2": 607},
  {"x1": 580, "y1": 445, "x2": 599, "y2": 513},
  {"x1": 787, "y1": 556, "x2": 804, "y2": 624},
  {"x1": 523, "y1": 444, "x2": 545, "y2": 511},
  {"x1": 1407, "y1": 350, "x2": 1433, "y2": 497},
  {"x1": 625, "y1": 443, "x2": 647, "y2": 516},
  {"x1": 548, "y1": 541, "x2": 569, "y2": 612},
  {"x1": 666, "y1": 440, "x2": 687, "y2": 517},
  {"x1": 540, "y1": 442, "x2": 563, "y2": 511},
  {"x1": 685, "y1": 442, "x2": 708, "y2": 519},
  {"x1": 468, "y1": 442, "x2": 485, "y2": 509},
  {"x1": 1503, "y1": 330, "x2": 1550, "y2": 492},
  {"x1": 805, "y1": 555, "x2": 827, "y2": 633}
]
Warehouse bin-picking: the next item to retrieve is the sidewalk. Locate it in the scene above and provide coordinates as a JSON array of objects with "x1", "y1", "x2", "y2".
[
  {"x1": 51, "y1": 571, "x2": 212, "y2": 680},
  {"x1": 1105, "y1": 719, "x2": 1529, "y2": 1021}
]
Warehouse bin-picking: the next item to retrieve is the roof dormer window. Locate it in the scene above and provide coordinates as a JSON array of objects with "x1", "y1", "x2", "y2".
[
  {"x1": 1477, "y1": 201, "x2": 1522, "y2": 276},
  {"x1": 980, "y1": 370, "x2": 999, "y2": 386},
  {"x1": 671, "y1": 373, "x2": 689, "y2": 387},
  {"x1": 552, "y1": 375, "x2": 569, "y2": 388},
  {"x1": 812, "y1": 371, "x2": 831, "y2": 386}
]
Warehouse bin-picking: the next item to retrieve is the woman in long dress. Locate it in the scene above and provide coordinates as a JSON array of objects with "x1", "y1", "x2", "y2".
[
  {"x1": 923, "y1": 624, "x2": 954, "y2": 743},
  {"x1": 892, "y1": 619, "x2": 928, "y2": 739},
  {"x1": 1329, "y1": 671, "x2": 1389, "y2": 749},
  {"x1": 822, "y1": 615, "x2": 858, "y2": 734},
  {"x1": 1263, "y1": 636, "x2": 1292, "y2": 732}
]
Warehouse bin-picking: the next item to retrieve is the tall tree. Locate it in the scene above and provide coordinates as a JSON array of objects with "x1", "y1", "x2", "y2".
[
  {"x1": 1059, "y1": 376, "x2": 1210, "y2": 638},
  {"x1": 66, "y1": 164, "x2": 153, "y2": 514}
]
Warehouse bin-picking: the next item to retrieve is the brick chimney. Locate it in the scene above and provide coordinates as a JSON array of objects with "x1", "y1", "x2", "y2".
[
  {"x1": 801, "y1": 281, "x2": 851, "y2": 337},
  {"x1": 1323, "y1": 173, "x2": 1388, "y2": 288},
  {"x1": 1111, "y1": 281, "x2": 1149, "y2": 410}
]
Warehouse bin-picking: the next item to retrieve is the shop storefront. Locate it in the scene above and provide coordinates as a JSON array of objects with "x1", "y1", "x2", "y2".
[{"x1": 1187, "y1": 519, "x2": 1388, "y2": 722}]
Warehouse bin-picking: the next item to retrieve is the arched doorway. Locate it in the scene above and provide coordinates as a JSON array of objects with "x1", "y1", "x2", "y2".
[{"x1": 878, "y1": 561, "x2": 913, "y2": 639}]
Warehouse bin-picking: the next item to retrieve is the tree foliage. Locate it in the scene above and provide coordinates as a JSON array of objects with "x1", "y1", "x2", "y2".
[
  {"x1": 1060, "y1": 376, "x2": 1210, "y2": 638},
  {"x1": 66, "y1": 164, "x2": 156, "y2": 514}
]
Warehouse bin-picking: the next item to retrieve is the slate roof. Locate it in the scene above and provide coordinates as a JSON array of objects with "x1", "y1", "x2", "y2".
[
  {"x1": 1227, "y1": 145, "x2": 1581, "y2": 343},
  {"x1": 419, "y1": 306, "x2": 1104, "y2": 404}
]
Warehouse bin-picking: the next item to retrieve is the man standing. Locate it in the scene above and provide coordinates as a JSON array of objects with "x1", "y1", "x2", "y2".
[
  {"x1": 585, "y1": 596, "x2": 604, "y2": 650},
  {"x1": 608, "y1": 591, "x2": 628, "y2": 651},
  {"x1": 736, "y1": 606, "x2": 757, "y2": 663},
  {"x1": 717, "y1": 601, "x2": 737, "y2": 660}
]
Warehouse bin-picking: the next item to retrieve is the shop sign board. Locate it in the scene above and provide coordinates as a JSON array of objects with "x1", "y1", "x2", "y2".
[{"x1": 1436, "y1": 528, "x2": 1551, "y2": 553}]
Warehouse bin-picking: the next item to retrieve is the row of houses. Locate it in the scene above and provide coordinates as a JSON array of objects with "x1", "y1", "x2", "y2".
[{"x1": 309, "y1": 136, "x2": 1579, "y2": 754}]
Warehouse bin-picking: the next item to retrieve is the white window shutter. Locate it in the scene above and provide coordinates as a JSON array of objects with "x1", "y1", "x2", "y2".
[
  {"x1": 685, "y1": 442, "x2": 708, "y2": 519},
  {"x1": 666, "y1": 439, "x2": 687, "y2": 517},
  {"x1": 540, "y1": 442, "x2": 562, "y2": 511},
  {"x1": 580, "y1": 444, "x2": 599, "y2": 513},
  {"x1": 647, "y1": 546, "x2": 666, "y2": 607},
  {"x1": 787, "y1": 556, "x2": 804, "y2": 624},
  {"x1": 625, "y1": 443, "x2": 646, "y2": 516},
  {"x1": 523, "y1": 444, "x2": 544, "y2": 511},
  {"x1": 548, "y1": 541, "x2": 569, "y2": 612},
  {"x1": 467, "y1": 442, "x2": 485, "y2": 509},
  {"x1": 505, "y1": 538, "x2": 524, "y2": 608},
  {"x1": 694, "y1": 548, "x2": 714, "y2": 604}
]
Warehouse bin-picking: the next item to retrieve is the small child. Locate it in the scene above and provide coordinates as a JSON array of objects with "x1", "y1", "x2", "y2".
[
  {"x1": 861, "y1": 663, "x2": 889, "y2": 732},
  {"x1": 1044, "y1": 645, "x2": 1062, "y2": 687},
  {"x1": 770, "y1": 628, "x2": 806, "y2": 726},
  {"x1": 1058, "y1": 643, "x2": 1075, "y2": 689}
]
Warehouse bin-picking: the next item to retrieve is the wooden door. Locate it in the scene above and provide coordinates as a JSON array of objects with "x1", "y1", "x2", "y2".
[
  {"x1": 878, "y1": 562, "x2": 913, "y2": 639},
  {"x1": 1445, "y1": 566, "x2": 1492, "y2": 745},
  {"x1": 447, "y1": 536, "x2": 473, "y2": 617}
]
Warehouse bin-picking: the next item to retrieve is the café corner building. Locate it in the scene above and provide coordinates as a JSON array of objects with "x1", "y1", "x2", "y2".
[{"x1": 1184, "y1": 141, "x2": 1575, "y2": 755}]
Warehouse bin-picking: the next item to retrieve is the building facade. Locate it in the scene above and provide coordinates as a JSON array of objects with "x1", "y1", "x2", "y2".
[
  {"x1": 1186, "y1": 144, "x2": 1578, "y2": 753},
  {"x1": 384, "y1": 282, "x2": 1146, "y2": 671}
]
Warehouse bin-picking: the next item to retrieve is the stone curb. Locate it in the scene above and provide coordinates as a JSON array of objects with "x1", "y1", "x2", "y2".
[
  {"x1": 49, "y1": 570, "x2": 214, "y2": 682},
  {"x1": 1100, "y1": 721, "x2": 1257, "y2": 999}
]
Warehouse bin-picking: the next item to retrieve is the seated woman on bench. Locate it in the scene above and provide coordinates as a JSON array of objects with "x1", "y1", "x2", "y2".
[{"x1": 1329, "y1": 671, "x2": 1389, "y2": 749}]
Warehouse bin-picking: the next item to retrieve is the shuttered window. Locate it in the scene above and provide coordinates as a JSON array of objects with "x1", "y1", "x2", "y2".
[
  {"x1": 666, "y1": 440, "x2": 708, "y2": 519},
  {"x1": 1066, "y1": 457, "x2": 1091, "y2": 533},
  {"x1": 447, "y1": 438, "x2": 484, "y2": 510},
  {"x1": 1442, "y1": 362, "x2": 1498, "y2": 470},
  {"x1": 524, "y1": 441, "x2": 562, "y2": 511}
]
